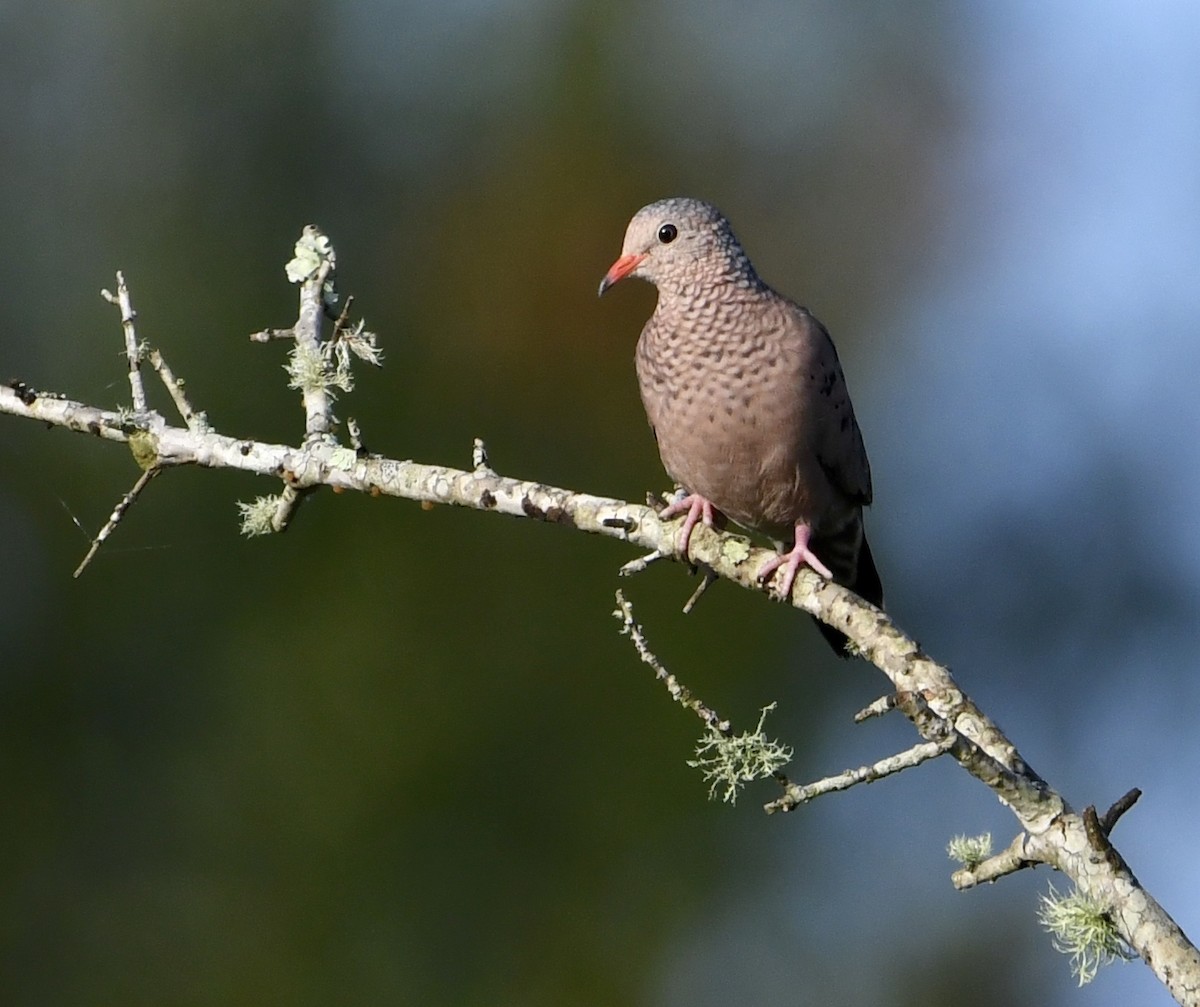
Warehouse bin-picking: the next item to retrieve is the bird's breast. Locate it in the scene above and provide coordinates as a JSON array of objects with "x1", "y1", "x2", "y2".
[{"x1": 635, "y1": 312, "x2": 835, "y2": 532}]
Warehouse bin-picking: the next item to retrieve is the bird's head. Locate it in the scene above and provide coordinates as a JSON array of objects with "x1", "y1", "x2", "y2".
[{"x1": 598, "y1": 197, "x2": 759, "y2": 297}]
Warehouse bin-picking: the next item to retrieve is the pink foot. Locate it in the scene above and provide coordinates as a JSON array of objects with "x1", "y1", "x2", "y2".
[
  {"x1": 659, "y1": 493, "x2": 716, "y2": 558},
  {"x1": 758, "y1": 522, "x2": 833, "y2": 597}
]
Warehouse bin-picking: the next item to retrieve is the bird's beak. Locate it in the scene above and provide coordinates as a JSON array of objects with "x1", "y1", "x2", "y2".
[{"x1": 598, "y1": 252, "x2": 647, "y2": 297}]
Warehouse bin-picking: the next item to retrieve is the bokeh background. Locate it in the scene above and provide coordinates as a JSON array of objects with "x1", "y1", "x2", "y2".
[{"x1": 2, "y1": 2, "x2": 1198, "y2": 1004}]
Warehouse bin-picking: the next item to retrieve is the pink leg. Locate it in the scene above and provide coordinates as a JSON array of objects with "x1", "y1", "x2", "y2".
[
  {"x1": 758, "y1": 521, "x2": 833, "y2": 597},
  {"x1": 659, "y1": 493, "x2": 716, "y2": 558}
]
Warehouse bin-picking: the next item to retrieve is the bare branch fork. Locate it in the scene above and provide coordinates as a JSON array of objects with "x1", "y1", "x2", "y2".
[{"x1": 2, "y1": 228, "x2": 1197, "y2": 1004}]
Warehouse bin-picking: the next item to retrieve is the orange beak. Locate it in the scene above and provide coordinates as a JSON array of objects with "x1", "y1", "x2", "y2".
[{"x1": 597, "y1": 252, "x2": 647, "y2": 296}]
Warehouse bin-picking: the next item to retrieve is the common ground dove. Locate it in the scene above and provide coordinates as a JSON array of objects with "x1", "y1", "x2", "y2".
[{"x1": 599, "y1": 197, "x2": 882, "y2": 655}]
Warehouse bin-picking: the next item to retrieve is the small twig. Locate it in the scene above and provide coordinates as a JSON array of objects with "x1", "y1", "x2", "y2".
[
  {"x1": 347, "y1": 417, "x2": 366, "y2": 454},
  {"x1": 1100, "y1": 788, "x2": 1142, "y2": 834},
  {"x1": 681, "y1": 569, "x2": 717, "y2": 613},
  {"x1": 472, "y1": 437, "x2": 493, "y2": 474},
  {"x1": 765, "y1": 735, "x2": 955, "y2": 814},
  {"x1": 250, "y1": 226, "x2": 342, "y2": 533},
  {"x1": 296, "y1": 250, "x2": 337, "y2": 444},
  {"x1": 73, "y1": 467, "x2": 160, "y2": 578},
  {"x1": 1084, "y1": 806, "x2": 1112, "y2": 855},
  {"x1": 952, "y1": 832, "x2": 1040, "y2": 889},
  {"x1": 619, "y1": 549, "x2": 667, "y2": 575},
  {"x1": 248, "y1": 327, "x2": 295, "y2": 342},
  {"x1": 146, "y1": 349, "x2": 201, "y2": 430},
  {"x1": 277, "y1": 224, "x2": 339, "y2": 446},
  {"x1": 330, "y1": 292, "x2": 355, "y2": 329},
  {"x1": 1083, "y1": 805, "x2": 1131, "y2": 875},
  {"x1": 101, "y1": 271, "x2": 146, "y2": 412},
  {"x1": 268, "y1": 482, "x2": 305, "y2": 534},
  {"x1": 613, "y1": 590, "x2": 729, "y2": 734},
  {"x1": 854, "y1": 693, "x2": 899, "y2": 723}
]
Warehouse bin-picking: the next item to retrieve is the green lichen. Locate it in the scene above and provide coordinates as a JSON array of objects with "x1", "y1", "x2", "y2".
[
  {"x1": 688, "y1": 703, "x2": 792, "y2": 805},
  {"x1": 1037, "y1": 883, "x2": 1134, "y2": 985}
]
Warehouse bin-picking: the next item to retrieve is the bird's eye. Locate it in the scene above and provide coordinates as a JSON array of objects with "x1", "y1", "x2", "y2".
[{"x1": 657, "y1": 223, "x2": 678, "y2": 244}]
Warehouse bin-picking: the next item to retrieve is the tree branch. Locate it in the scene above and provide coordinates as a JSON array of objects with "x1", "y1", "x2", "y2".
[
  {"x1": 2, "y1": 230, "x2": 1197, "y2": 1005},
  {"x1": 765, "y1": 735, "x2": 955, "y2": 814}
]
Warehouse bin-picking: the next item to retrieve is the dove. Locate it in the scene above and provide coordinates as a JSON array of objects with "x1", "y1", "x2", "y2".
[{"x1": 599, "y1": 197, "x2": 882, "y2": 655}]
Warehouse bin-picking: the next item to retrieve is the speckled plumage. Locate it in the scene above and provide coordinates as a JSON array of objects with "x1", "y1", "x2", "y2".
[{"x1": 600, "y1": 197, "x2": 882, "y2": 655}]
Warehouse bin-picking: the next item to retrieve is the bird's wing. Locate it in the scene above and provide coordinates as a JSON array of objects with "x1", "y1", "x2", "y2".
[{"x1": 798, "y1": 309, "x2": 873, "y2": 507}]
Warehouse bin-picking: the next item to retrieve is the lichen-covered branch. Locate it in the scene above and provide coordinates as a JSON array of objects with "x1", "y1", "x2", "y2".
[
  {"x1": 765, "y1": 736, "x2": 955, "y2": 814},
  {"x1": 1, "y1": 229, "x2": 1197, "y2": 1005}
]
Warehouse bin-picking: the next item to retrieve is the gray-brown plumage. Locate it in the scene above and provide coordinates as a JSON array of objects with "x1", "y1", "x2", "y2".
[{"x1": 599, "y1": 197, "x2": 882, "y2": 655}]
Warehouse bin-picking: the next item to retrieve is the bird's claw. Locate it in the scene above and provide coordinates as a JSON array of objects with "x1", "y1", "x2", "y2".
[
  {"x1": 658, "y1": 493, "x2": 716, "y2": 558},
  {"x1": 758, "y1": 522, "x2": 833, "y2": 598}
]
